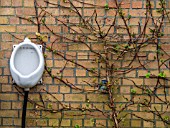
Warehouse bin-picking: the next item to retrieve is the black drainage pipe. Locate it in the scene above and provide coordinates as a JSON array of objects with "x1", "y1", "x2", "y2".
[{"x1": 22, "y1": 91, "x2": 29, "y2": 128}]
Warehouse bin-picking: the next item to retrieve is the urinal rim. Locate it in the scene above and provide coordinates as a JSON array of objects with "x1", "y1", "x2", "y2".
[{"x1": 10, "y1": 42, "x2": 44, "y2": 78}]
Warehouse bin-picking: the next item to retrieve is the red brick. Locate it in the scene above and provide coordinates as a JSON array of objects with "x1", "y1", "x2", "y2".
[
  {"x1": 36, "y1": 0, "x2": 47, "y2": 7},
  {"x1": 1, "y1": 0, "x2": 11, "y2": 6},
  {"x1": 143, "y1": 121, "x2": 154, "y2": 127},
  {"x1": 95, "y1": 0, "x2": 106, "y2": 6},
  {"x1": 107, "y1": 9, "x2": 116, "y2": 16},
  {"x1": 0, "y1": 26, "x2": 16, "y2": 32},
  {"x1": 14, "y1": 118, "x2": 21, "y2": 126},
  {"x1": 161, "y1": 44, "x2": 170, "y2": 51},
  {"x1": 17, "y1": 26, "x2": 37, "y2": 32},
  {"x1": 130, "y1": 120, "x2": 141, "y2": 127},
  {"x1": 96, "y1": 120, "x2": 106, "y2": 127},
  {"x1": 2, "y1": 34, "x2": 13, "y2": 41},
  {"x1": 77, "y1": 78, "x2": 91, "y2": 85},
  {"x1": 69, "y1": 43, "x2": 89, "y2": 51},
  {"x1": 5, "y1": 51, "x2": 12, "y2": 59},
  {"x1": 91, "y1": 44, "x2": 104, "y2": 50},
  {"x1": 51, "y1": 43, "x2": 67, "y2": 51},
  {"x1": 129, "y1": 26, "x2": 138, "y2": 34},
  {"x1": 0, "y1": 93, "x2": 18, "y2": 100},
  {"x1": 129, "y1": 9, "x2": 145, "y2": 17},
  {"x1": 144, "y1": 61, "x2": 159, "y2": 69},
  {"x1": 140, "y1": 44, "x2": 156, "y2": 51},
  {"x1": 84, "y1": 9, "x2": 95, "y2": 16},
  {"x1": 0, "y1": 51, "x2": 5, "y2": 59},
  {"x1": 63, "y1": 77, "x2": 76, "y2": 84},
  {"x1": 144, "y1": 78, "x2": 157, "y2": 86},
  {"x1": 138, "y1": 70, "x2": 148, "y2": 77},
  {"x1": 0, "y1": 76, "x2": 8, "y2": 83},
  {"x1": 2, "y1": 84, "x2": 12, "y2": 92},
  {"x1": 42, "y1": 94, "x2": 63, "y2": 101},
  {"x1": 76, "y1": 69, "x2": 86, "y2": 76},
  {"x1": 9, "y1": 17, "x2": 20, "y2": 24},
  {"x1": 96, "y1": 9, "x2": 105, "y2": 16},
  {"x1": 124, "y1": 70, "x2": 136, "y2": 77},
  {"x1": 0, "y1": 8, "x2": 15, "y2": 15},
  {"x1": 41, "y1": 26, "x2": 61, "y2": 33},
  {"x1": 60, "y1": 119, "x2": 70, "y2": 126},
  {"x1": 49, "y1": 119, "x2": 59, "y2": 126},
  {"x1": 46, "y1": 8, "x2": 59, "y2": 16},
  {"x1": 24, "y1": 0, "x2": 34, "y2": 7},
  {"x1": 26, "y1": 119, "x2": 37, "y2": 126},
  {"x1": 77, "y1": 60, "x2": 98, "y2": 68},
  {"x1": 65, "y1": 94, "x2": 85, "y2": 101},
  {"x1": 69, "y1": 17, "x2": 80, "y2": 24},
  {"x1": 108, "y1": 0, "x2": 116, "y2": 8},
  {"x1": 12, "y1": 102, "x2": 22, "y2": 109},
  {"x1": 117, "y1": 28, "x2": 127, "y2": 34},
  {"x1": 120, "y1": 86, "x2": 131, "y2": 94},
  {"x1": 72, "y1": 0, "x2": 83, "y2": 7},
  {"x1": 0, "y1": 110, "x2": 18, "y2": 117},
  {"x1": 54, "y1": 60, "x2": 66, "y2": 67},
  {"x1": 84, "y1": 119, "x2": 94, "y2": 126},
  {"x1": 16, "y1": 8, "x2": 35, "y2": 15},
  {"x1": 129, "y1": 18, "x2": 141, "y2": 25},
  {"x1": 133, "y1": 112, "x2": 153, "y2": 119},
  {"x1": 48, "y1": 85, "x2": 59, "y2": 92},
  {"x1": 3, "y1": 118, "x2": 13, "y2": 125},
  {"x1": 121, "y1": 1, "x2": 130, "y2": 8},
  {"x1": 64, "y1": 111, "x2": 85, "y2": 118},
  {"x1": 60, "y1": 8, "x2": 82, "y2": 16},
  {"x1": 87, "y1": 94, "x2": 108, "y2": 102},
  {"x1": 117, "y1": 18, "x2": 125, "y2": 25},
  {"x1": 1, "y1": 102, "x2": 11, "y2": 109},
  {"x1": 132, "y1": 1, "x2": 142, "y2": 8},
  {"x1": 43, "y1": 77, "x2": 53, "y2": 84},
  {"x1": 0, "y1": 17, "x2": 8, "y2": 24},
  {"x1": 82, "y1": 0, "x2": 94, "y2": 6},
  {"x1": 60, "y1": 86, "x2": 70, "y2": 93},
  {"x1": 42, "y1": 111, "x2": 61, "y2": 118},
  {"x1": 148, "y1": 53, "x2": 156, "y2": 60},
  {"x1": 45, "y1": 17, "x2": 56, "y2": 24},
  {"x1": 12, "y1": 0, "x2": 22, "y2": 6},
  {"x1": 65, "y1": 52, "x2": 77, "y2": 59},
  {"x1": 21, "y1": 18, "x2": 33, "y2": 25},
  {"x1": 72, "y1": 120, "x2": 82, "y2": 126},
  {"x1": 63, "y1": 69, "x2": 74, "y2": 76},
  {"x1": 37, "y1": 119, "x2": 47, "y2": 126},
  {"x1": 46, "y1": 60, "x2": 53, "y2": 67}
]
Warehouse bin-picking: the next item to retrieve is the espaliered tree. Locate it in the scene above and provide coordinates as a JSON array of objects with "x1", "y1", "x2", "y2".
[{"x1": 9, "y1": 0, "x2": 170, "y2": 127}]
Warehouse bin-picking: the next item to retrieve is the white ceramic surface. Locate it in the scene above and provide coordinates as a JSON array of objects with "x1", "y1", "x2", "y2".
[{"x1": 10, "y1": 38, "x2": 44, "y2": 91}]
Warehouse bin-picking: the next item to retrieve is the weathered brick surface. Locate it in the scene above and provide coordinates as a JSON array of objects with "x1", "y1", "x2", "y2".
[{"x1": 0, "y1": 0, "x2": 170, "y2": 127}]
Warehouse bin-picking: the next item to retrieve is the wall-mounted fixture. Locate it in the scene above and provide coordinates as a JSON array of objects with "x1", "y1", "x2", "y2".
[{"x1": 10, "y1": 37, "x2": 44, "y2": 128}]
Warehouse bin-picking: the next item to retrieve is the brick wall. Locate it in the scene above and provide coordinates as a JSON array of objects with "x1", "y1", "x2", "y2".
[{"x1": 0, "y1": 0, "x2": 170, "y2": 127}]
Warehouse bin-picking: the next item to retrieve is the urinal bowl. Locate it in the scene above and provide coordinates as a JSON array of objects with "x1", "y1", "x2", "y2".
[{"x1": 10, "y1": 38, "x2": 44, "y2": 90}]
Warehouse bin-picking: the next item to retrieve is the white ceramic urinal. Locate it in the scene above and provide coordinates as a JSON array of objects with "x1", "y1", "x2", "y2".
[{"x1": 10, "y1": 38, "x2": 44, "y2": 91}]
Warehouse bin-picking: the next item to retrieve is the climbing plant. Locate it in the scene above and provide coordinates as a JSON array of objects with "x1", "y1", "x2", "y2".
[{"x1": 9, "y1": 0, "x2": 170, "y2": 127}]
